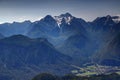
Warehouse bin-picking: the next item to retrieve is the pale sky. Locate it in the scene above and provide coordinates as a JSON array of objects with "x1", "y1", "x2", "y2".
[{"x1": 0, "y1": 0, "x2": 120, "y2": 23}]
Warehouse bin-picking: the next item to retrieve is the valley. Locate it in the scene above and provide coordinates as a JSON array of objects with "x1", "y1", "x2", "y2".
[
  {"x1": 71, "y1": 64, "x2": 120, "y2": 76},
  {"x1": 0, "y1": 13, "x2": 120, "y2": 80}
]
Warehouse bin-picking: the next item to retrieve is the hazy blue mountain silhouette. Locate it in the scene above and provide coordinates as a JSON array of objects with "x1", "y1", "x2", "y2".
[
  {"x1": 27, "y1": 15, "x2": 60, "y2": 38},
  {"x1": 0, "y1": 35, "x2": 73, "y2": 80},
  {"x1": 0, "y1": 13, "x2": 120, "y2": 80},
  {"x1": 0, "y1": 21, "x2": 31, "y2": 36},
  {"x1": 93, "y1": 32, "x2": 120, "y2": 66},
  {"x1": 0, "y1": 33, "x2": 4, "y2": 39}
]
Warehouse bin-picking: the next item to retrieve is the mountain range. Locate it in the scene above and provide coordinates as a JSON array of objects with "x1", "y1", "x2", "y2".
[{"x1": 0, "y1": 13, "x2": 120, "y2": 80}]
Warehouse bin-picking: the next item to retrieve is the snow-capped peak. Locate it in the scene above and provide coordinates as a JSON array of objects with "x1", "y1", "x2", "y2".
[
  {"x1": 112, "y1": 16, "x2": 120, "y2": 23},
  {"x1": 54, "y1": 13, "x2": 74, "y2": 27}
]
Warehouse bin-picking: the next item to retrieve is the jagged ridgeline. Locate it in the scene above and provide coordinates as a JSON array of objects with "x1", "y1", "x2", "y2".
[{"x1": 0, "y1": 13, "x2": 120, "y2": 80}]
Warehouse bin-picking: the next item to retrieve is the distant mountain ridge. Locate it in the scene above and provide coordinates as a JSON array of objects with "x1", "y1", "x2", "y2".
[
  {"x1": 0, "y1": 13, "x2": 120, "y2": 80},
  {"x1": 0, "y1": 20, "x2": 31, "y2": 36},
  {"x1": 0, "y1": 13, "x2": 120, "y2": 66},
  {"x1": 0, "y1": 13, "x2": 119, "y2": 38},
  {"x1": 0, "y1": 13, "x2": 120, "y2": 60}
]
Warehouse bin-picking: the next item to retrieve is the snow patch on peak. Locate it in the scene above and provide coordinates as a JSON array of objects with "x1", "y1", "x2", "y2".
[
  {"x1": 54, "y1": 16, "x2": 62, "y2": 27},
  {"x1": 54, "y1": 13, "x2": 73, "y2": 27},
  {"x1": 112, "y1": 16, "x2": 120, "y2": 23}
]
